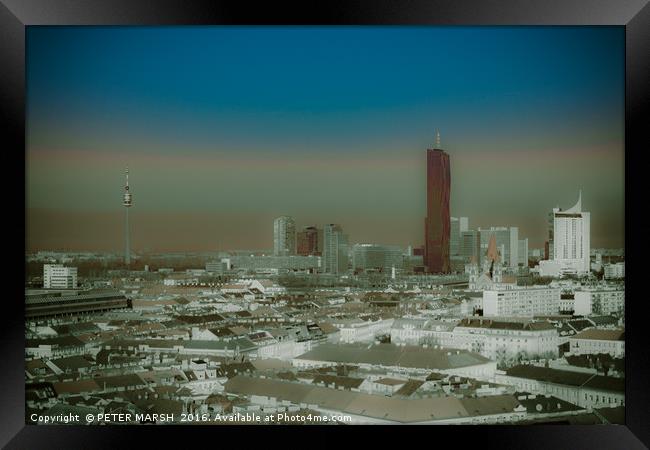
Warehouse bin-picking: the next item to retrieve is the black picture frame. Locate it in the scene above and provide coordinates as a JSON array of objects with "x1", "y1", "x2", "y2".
[{"x1": 3, "y1": 0, "x2": 648, "y2": 448}]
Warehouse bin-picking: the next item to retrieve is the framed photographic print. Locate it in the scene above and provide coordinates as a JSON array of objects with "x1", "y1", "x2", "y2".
[{"x1": 2, "y1": 0, "x2": 648, "y2": 448}]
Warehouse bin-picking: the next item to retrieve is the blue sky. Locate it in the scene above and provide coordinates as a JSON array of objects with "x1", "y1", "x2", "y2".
[{"x1": 26, "y1": 26, "x2": 624, "y2": 251}]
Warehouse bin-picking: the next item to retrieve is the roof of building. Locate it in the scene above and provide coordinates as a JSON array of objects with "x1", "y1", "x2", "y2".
[
  {"x1": 216, "y1": 361, "x2": 256, "y2": 378},
  {"x1": 456, "y1": 318, "x2": 556, "y2": 331},
  {"x1": 51, "y1": 323, "x2": 101, "y2": 335},
  {"x1": 505, "y1": 365, "x2": 624, "y2": 393},
  {"x1": 312, "y1": 374, "x2": 364, "y2": 390},
  {"x1": 571, "y1": 329, "x2": 625, "y2": 341},
  {"x1": 394, "y1": 379, "x2": 425, "y2": 397},
  {"x1": 26, "y1": 336, "x2": 86, "y2": 349},
  {"x1": 458, "y1": 395, "x2": 522, "y2": 417},
  {"x1": 515, "y1": 392, "x2": 584, "y2": 413},
  {"x1": 105, "y1": 337, "x2": 257, "y2": 352},
  {"x1": 588, "y1": 316, "x2": 620, "y2": 326},
  {"x1": 52, "y1": 379, "x2": 101, "y2": 396},
  {"x1": 207, "y1": 326, "x2": 237, "y2": 337},
  {"x1": 564, "y1": 354, "x2": 625, "y2": 373},
  {"x1": 294, "y1": 343, "x2": 491, "y2": 370},
  {"x1": 391, "y1": 318, "x2": 458, "y2": 331},
  {"x1": 50, "y1": 355, "x2": 95, "y2": 371},
  {"x1": 175, "y1": 313, "x2": 225, "y2": 324},
  {"x1": 567, "y1": 319, "x2": 595, "y2": 333},
  {"x1": 224, "y1": 374, "x2": 522, "y2": 423},
  {"x1": 374, "y1": 378, "x2": 407, "y2": 386},
  {"x1": 94, "y1": 373, "x2": 149, "y2": 389},
  {"x1": 594, "y1": 406, "x2": 625, "y2": 424},
  {"x1": 250, "y1": 358, "x2": 293, "y2": 371},
  {"x1": 221, "y1": 284, "x2": 249, "y2": 290}
]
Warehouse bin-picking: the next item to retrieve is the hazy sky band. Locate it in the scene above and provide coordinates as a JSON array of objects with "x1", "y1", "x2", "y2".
[{"x1": 26, "y1": 26, "x2": 624, "y2": 252}]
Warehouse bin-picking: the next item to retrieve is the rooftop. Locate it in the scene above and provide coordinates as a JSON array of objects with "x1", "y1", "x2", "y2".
[
  {"x1": 571, "y1": 329, "x2": 625, "y2": 341},
  {"x1": 224, "y1": 374, "x2": 521, "y2": 423},
  {"x1": 295, "y1": 343, "x2": 491, "y2": 370},
  {"x1": 505, "y1": 365, "x2": 624, "y2": 393}
]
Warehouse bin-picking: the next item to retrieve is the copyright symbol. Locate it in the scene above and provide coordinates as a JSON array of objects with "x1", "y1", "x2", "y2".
[{"x1": 86, "y1": 414, "x2": 94, "y2": 422}]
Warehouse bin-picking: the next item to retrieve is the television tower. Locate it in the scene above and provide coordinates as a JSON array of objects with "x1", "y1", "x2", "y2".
[{"x1": 123, "y1": 168, "x2": 133, "y2": 265}]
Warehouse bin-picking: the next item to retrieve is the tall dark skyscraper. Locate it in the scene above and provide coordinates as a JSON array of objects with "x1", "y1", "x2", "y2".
[
  {"x1": 297, "y1": 226, "x2": 322, "y2": 256},
  {"x1": 424, "y1": 131, "x2": 451, "y2": 273}
]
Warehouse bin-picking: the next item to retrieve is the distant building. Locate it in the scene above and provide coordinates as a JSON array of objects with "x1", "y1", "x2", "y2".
[
  {"x1": 544, "y1": 240, "x2": 550, "y2": 260},
  {"x1": 424, "y1": 131, "x2": 451, "y2": 274},
  {"x1": 569, "y1": 329, "x2": 625, "y2": 358},
  {"x1": 352, "y1": 244, "x2": 403, "y2": 272},
  {"x1": 224, "y1": 373, "x2": 527, "y2": 424},
  {"x1": 273, "y1": 216, "x2": 296, "y2": 256},
  {"x1": 450, "y1": 217, "x2": 469, "y2": 256},
  {"x1": 296, "y1": 226, "x2": 322, "y2": 256},
  {"x1": 497, "y1": 365, "x2": 624, "y2": 410},
  {"x1": 478, "y1": 227, "x2": 519, "y2": 269},
  {"x1": 574, "y1": 288, "x2": 625, "y2": 316},
  {"x1": 322, "y1": 224, "x2": 349, "y2": 274},
  {"x1": 452, "y1": 318, "x2": 559, "y2": 361},
  {"x1": 163, "y1": 274, "x2": 199, "y2": 286},
  {"x1": 205, "y1": 261, "x2": 227, "y2": 274},
  {"x1": 538, "y1": 260, "x2": 562, "y2": 278},
  {"x1": 468, "y1": 233, "x2": 512, "y2": 290},
  {"x1": 518, "y1": 239, "x2": 529, "y2": 267},
  {"x1": 331, "y1": 316, "x2": 396, "y2": 343},
  {"x1": 460, "y1": 230, "x2": 481, "y2": 265},
  {"x1": 603, "y1": 262, "x2": 625, "y2": 279},
  {"x1": 390, "y1": 318, "x2": 457, "y2": 346},
  {"x1": 293, "y1": 342, "x2": 496, "y2": 379},
  {"x1": 43, "y1": 264, "x2": 78, "y2": 289},
  {"x1": 483, "y1": 286, "x2": 561, "y2": 317},
  {"x1": 227, "y1": 255, "x2": 320, "y2": 272},
  {"x1": 25, "y1": 289, "x2": 130, "y2": 320},
  {"x1": 549, "y1": 191, "x2": 590, "y2": 275},
  {"x1": 546, "y1": 212, "x2": 554, "y2": 260},
  {"x1": 220, "y1": 279, "x2": 286, "y2": 297}
]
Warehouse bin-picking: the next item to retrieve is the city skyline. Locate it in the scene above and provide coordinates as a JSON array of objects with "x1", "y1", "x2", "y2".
[
  {"x1": 26, "y1": 26, "x2": 624, "y2": 252},
  {"x1": 23, "y1": 26, "x2": 628, "y2": 429}
]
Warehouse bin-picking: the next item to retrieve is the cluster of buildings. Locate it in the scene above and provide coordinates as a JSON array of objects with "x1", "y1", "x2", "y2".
[
  {"x1": 25, "y1": 254, "x2": 624, "y2": 426},
  {"x1": 25, "y1": 133, "x2": 624, "y2": 426}
]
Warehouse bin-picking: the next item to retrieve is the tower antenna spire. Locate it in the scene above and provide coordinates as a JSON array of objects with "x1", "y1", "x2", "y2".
[
  {"x1": 123, "y1": 167, "x2": 133, "y2": 265},
  {"x1": 435, "y1": 129, "x2": 441, "y2": 149}
]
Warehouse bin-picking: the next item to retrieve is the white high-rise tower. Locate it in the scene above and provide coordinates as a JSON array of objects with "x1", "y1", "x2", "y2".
[
  {"x1": 123, "y1": 168, "x2": 133, "y2": 265},
  {"x1": 551, "y1": 190, "x2": 590, "y2": 274}
]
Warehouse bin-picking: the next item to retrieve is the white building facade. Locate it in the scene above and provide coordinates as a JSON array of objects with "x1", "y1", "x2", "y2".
[
  {"x1": 569, "y1": 330, "x2": 625, "y2": 357},
  {"x1": 603, "y1": 262, "x2": 625, "y2": 279},
  {"x1": 483, "y1": 286, "x2": 561, "y2": 317},
  {"x1": 334, "y1": 318, "x2": 395, "y2": 343},
  {"x1": 451, "y1": 320, "x2": 559, "y2": 361},
  {"x1": 43, "y1": 264, "x2": 78, "y2": 289},
  {"x1": 574, "y1": 288, "x2": 625, "y2": 316},
  {"x1": 550, "y1": 191, "x2": 590, "y2": 275}
]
